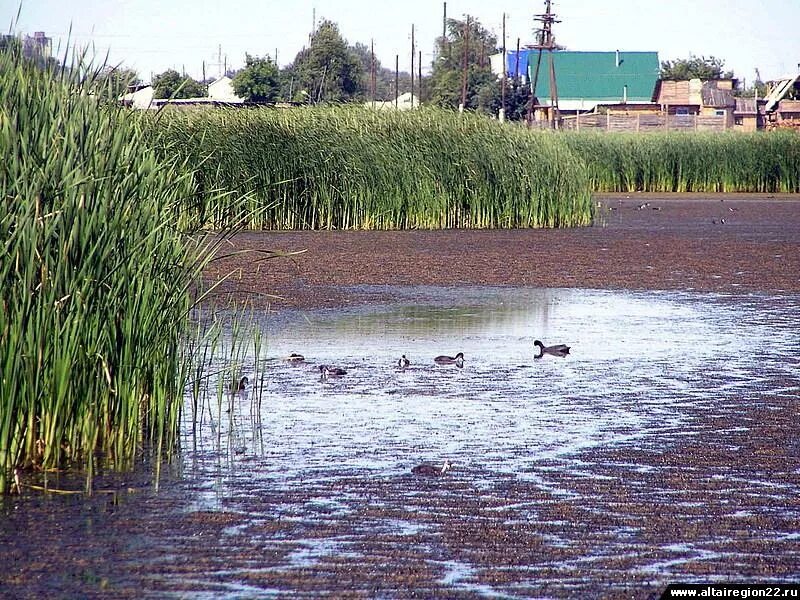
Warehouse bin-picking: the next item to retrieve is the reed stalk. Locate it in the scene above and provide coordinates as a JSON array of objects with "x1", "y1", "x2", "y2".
[{"x1": 0, "y1": 43, "x2": 212, "y2": 493}]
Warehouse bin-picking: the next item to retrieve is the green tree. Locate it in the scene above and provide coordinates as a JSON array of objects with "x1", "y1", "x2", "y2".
[
  {"x1": 152, "y1": 69, "x2": 206, "y2": 99},
  {"x1": 291, "y1": 20, "x2": 363, "y2": 102},
  {"x1": 428, "y1": 16, "x2": 499, "y2": 114},
  {"x1": 95, "y1": 65, "x2": 140, "y2": 98},
  {"x1": 349, "y1": 41, "x2": 412, "y2": 102},
  {"x1": 660, "y1": 55, "x2": 734, "y2": 80},
  {"x1": 231, "y1": 54, "x2": 281, "y2": 103}
]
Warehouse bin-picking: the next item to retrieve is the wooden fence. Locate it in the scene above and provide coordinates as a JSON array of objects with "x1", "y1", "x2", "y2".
[{"x1": 558, "y1": 113, "x2": 728, "y2": 133}]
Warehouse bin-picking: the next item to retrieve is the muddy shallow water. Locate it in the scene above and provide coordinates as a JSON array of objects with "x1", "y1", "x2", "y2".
[
  {"x1": 2, "y1": 285, "x2": 799, "y2": 599},
  {"x1": 166, "y1": 287, "x2": 800, "y2": 598}
]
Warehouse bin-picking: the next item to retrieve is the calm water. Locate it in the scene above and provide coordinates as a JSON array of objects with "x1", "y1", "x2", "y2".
[{"x1": 178, "y1": 287, "x2": 800, "y2": 596}]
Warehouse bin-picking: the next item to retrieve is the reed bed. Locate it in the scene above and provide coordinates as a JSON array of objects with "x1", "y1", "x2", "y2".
[
  {"x1": 157, "y1": 106, "x2": 595, "y2": 230},
  {"x1": 0, "y1": 46, "x2": 211, "y2": 493},
  {"x1": 562, "y1": 131, "x2": 800, "y2": 194}
]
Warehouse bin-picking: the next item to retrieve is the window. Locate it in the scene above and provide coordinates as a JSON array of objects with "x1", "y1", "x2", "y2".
[
  {"x1": 676, "y1": 107, "x2": 690, "y2": 115},
  {"x1": 715, "y1": 110, "x2": 725, "y2": 117}
]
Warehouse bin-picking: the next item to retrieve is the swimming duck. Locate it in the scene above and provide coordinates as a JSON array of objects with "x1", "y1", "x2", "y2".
[
  {"x1": 533, "y1": 340, "x2": 570, "y2": 359},
  {"x1": 397, "y1": 354, "x2": 411, "y2": 368},
  {"x1": 319, "y1": 365, "x2": 347, "y2": 378},
  {"x1": 434, "y1": 352, "x2": 464, "y2": 366},
  {"x1": 412, "y1": 460, "x2": 452, "y2": 476},
  {"x1": 231, "y1": 376, "x2": 249, "y2": 392},
  {"x1": 285, "y1": 352, "x2": 305, "y2": 363}
]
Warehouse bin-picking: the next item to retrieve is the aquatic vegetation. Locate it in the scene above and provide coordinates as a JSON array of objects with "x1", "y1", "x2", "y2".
[
  {"x1": 562, "y1": 131, "x2": 800, "y2": 193},
  {"x1": 0, "y1": 44, "x2": 213, "y2": 493},
  {"x1": 157, "y1": 106, "x2": 596, "y2": 230}
]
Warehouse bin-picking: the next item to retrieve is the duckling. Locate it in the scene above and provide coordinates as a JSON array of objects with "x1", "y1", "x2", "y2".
[
  {"x1": 434, "y1": 352, "x2": 464, "y2": 367},
  {"x1": 397, "y1": 354, "x2": 411, "y2": 368},
  {"x1": 533, "y1": 340, "x2": 570, "y2": 359},
  {"x1": 412, "y1": 460, "x2": 452, "y2": 476},
  {"x1": 285, "y1": 352, "x2": 305, "y2": 363},
  {"x1": 319, "y1": 364, "x2": 347, "y2": 379}
]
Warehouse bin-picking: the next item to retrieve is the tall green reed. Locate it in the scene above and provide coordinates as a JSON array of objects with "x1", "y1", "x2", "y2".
[
  {"x1": 0, "y1": 44, "x2": 212, "y2": 493},
  {"x1": 563, "y1": 131, "x2": 800, "y2": 193},
  {"x1": 156, "y1": 106, "x2": 596, "y2": 230}
]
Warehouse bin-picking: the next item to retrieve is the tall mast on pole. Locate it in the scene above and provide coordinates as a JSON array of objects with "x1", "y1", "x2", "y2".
[{"x1": 527, "y1": 0, "x2": 561, "y2": 128}]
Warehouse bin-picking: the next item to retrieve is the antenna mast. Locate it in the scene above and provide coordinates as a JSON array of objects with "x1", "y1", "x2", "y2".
[{"x1": 527, "y1": 0, "x2": 561, "y2": 128}]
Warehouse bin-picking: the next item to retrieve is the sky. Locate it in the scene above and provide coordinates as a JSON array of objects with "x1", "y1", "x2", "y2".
[{"x1": 6, "y1": 0, "x2": 800, "y2": 85}]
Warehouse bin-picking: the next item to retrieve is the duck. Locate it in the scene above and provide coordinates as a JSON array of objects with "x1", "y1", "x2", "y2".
[
  {"x1": 533, "y1": 340, "x2": 570, "y2": 359},
  {"x1": 285, "y1": 352, "x2": 305, "y2": 363},
  {"x1": 434, "y1": 352, "x2": 464, "y2": 366},
  {"x1": 319, "y1": 364, "x2": 347, "y2": 378},
  {"x1": 412, "y1": 460, "x2": 452, "y2": 476},
  {"x1": 231, "y1": 376, "x2": 249, "y2": 392},
  {"x1": 397, "y1": 354, "x2": 411, "y2": 368}
]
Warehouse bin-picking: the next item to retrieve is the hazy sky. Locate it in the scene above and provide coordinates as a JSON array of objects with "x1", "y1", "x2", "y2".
[{"x1": 6, "y1": 0, "x2": 800, "y2": 84}]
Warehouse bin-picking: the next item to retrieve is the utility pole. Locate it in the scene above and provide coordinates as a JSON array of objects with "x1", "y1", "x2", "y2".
[
  {"x1": 370, "y1": 39, "x2": 376, "y2": 108},
  {"x1": 527, "y1": 0, "x2": 561, "y2": 128},
  {"x1": 395, "y1": 55, "x2": 399, "y2": 108},
  {"x1": 418, "y1": 50, "x2": 422, "y2": 105},
  {"x1": 411, "y1": 24, "x2": 415, "y2": 108},
  {"x1": 500, "y1": 12, "x2": 506, "y2": 122},
  {"x1": 460, "y1": 15, "x2": 469, "y2": 112},
  {"x1": 443, "y1": 2, "x2": 451, "y2": 61}
]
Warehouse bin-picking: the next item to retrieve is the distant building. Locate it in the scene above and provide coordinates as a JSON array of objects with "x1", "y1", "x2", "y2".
[
  {"x1": 366, "y1": 92, "x2": 419, "y2": 111},
  {"x1": 493, "y1": 50, "x2": 660, "y2": 119},
  {"x1": 24, "y1": 31, "x2": 51, "y2": 60},
  {"x1": 763, "y1": 74, "x2": 800, "y2": 129},
  {"x1": 120, "y1": 84, "x2": 155, "y2": 110},
  {"x1": 121, "y1": 76, "x2": 245, "y2": 110},
  {"x1": 207, "y1": 76, "x2": 245, "y2": 103},
  {"x1": 1, "y1": 31, "x2": 52, "y2": 63}
]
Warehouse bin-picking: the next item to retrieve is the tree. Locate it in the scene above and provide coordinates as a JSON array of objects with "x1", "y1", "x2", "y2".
[
  {"x1": 291, "y1": 20, "x2": 363, "y2": 102},
  {"x1": 94, "y1": 65, "x2": 140, "y2": 99},
  {"x1": 152, "y1": 69, "x2": 206, "y2": 99},
  {"x1": 231, "y1": 54, "x2": 281, "y2": 103},
  {"x1": 428, "y1": 16, "x2": 500, "y2": 114},
  {"x1": 349, "y1": 41, "x2": 412, "y2": 102},
  {"x1": 660, "y1": 55, "x2": 734, "y2": 80}
]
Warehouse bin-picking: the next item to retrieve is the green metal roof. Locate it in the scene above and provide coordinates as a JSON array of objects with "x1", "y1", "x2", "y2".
[{"x1": 527, "y1": 51, "x2": 660, "y2": 102}]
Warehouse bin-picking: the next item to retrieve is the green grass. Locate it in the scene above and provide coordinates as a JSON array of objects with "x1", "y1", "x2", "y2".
[
  {"x1": 157, "y1": 106, "x2": 596, "y2": 230},
  {"x1": 0, "y1": 45, "x2": 212, "y2": 493}
]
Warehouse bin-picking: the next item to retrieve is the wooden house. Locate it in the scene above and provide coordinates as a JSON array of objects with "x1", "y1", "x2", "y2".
[
  {"x1": 764, "y1": 75, "x2": 800, "y2": 129},
  {"x1": 498, "y1": 50, "x2": 661, "y2": 119}
]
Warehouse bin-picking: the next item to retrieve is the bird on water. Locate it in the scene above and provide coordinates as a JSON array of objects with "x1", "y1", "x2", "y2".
[
  {"x1": 231, "y1": 376, "x2": 249, "y2": 392},
  {"x1": 397, "y1": 354, "x2": 411, "y2": 368},
  {"x1": 533, "y1": 340, "x2": 570, "y2": 359},
  {"x1": 412, "y1": 460, "x2": 452, "y2": 476},
  {"x1": 319, "y1": 365, "x2": 347, "y2": 379},
  {"x1": 434, "y1": 352, "x2": 464, "y2": 367}
]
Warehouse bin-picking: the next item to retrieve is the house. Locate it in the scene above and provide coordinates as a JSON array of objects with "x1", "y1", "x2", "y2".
[
  {"x1": 121, "y1": 76, "x2": 245, "y2": 109},
  {"x1": 120, "y1": 84, "x2": 155, "y2": 109},
  {"x1": 654, "y1": 78, "x2": 738, "y2": 127},
  {"x1": 496, "y1": 50, "x2": 661, "y2": 120},
  {"x1": 366, "y1": 92, "x2": 419, "y2": 111},
  {"x1": 207, "y1": 76, "x2": 245, "y2": 103},
  {"x1": 763, "y1": 74, "x2": 800, "y2": 129},
  {"x1": 733, "y1": 98, "x2": 761, "y2": 132}
]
